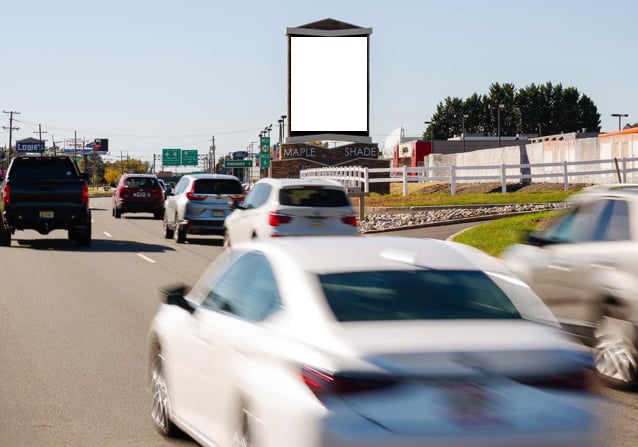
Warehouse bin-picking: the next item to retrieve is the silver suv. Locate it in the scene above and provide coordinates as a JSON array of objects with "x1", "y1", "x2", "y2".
[
  {"x1": 163, "y1": 174, "x2": 244, "y2": 243},
  {"x1": 502, "y1": 184, "x2": 638, "y2": 386}
]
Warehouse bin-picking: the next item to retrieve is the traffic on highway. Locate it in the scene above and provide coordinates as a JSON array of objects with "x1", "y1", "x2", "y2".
[{"x1": 1, "y1": 191, "x2": 634, "y2": 447}]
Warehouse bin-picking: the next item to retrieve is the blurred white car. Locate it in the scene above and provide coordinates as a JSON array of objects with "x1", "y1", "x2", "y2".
[
  {"x1": 222, "y1": 178, "x2": 358, "y2": 247},
  {"x1": 148, "y1": 236, "x2": 597, "y2": 447},
  {"x1": 502, "y1": 184, "x2": 638, "y2": 386}
]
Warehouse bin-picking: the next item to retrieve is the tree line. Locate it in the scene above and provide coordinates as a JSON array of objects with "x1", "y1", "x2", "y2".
[{"x1": 424, "y1": 82, "x2": 601, "y2": 140}]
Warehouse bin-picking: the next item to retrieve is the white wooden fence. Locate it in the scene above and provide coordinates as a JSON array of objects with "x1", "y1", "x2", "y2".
[{"x1": 300, "y1": 157, "x2": 638, "y2": 195}]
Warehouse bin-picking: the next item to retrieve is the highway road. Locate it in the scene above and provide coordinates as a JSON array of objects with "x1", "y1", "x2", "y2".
[{"x1": 0, "y1": 196, "x2": 635, "y2": 446}]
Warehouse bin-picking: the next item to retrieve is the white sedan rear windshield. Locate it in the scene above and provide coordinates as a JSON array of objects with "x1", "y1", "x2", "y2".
[
  {"x1": 279, "y1": 187, "x2": 350, "y2": 207},
  {"x1": 319, "y1": 270, "x2": 521, "y2": 321}
]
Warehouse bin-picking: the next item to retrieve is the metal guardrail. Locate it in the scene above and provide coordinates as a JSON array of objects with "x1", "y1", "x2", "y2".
[{"x1": 300, "y1": 157, "x2": 638, "y2": 196}]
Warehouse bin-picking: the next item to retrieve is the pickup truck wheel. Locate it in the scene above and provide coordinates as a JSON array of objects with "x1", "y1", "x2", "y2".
[
  {"x1": 594, "y1": 310, "x2": 638, "y2": 387},
  {"x1": 0, "y1": 227, "x2": 11, "y2": 247},
  {"x1": 163, "y1": 215, "x2": 174, "y2": 239},
  {"x1": 75, "y1": 224, "x2": 92, "y2": 247}
]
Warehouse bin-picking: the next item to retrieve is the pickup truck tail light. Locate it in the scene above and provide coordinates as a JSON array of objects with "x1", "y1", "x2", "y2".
[
  {"x1": 82, "y1": 184, "x2": 89, "y2": 205},
  {"x1": 2, "y1": 185, "x2": 10, "y2": 205}
]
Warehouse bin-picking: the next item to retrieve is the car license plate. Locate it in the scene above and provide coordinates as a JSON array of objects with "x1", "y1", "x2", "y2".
[
  {"x1": 134, "y1": 192, "x2": 148, "y2": 198},
  {"x1": 40, "y1": 211, "x2": 54, "y2": 219},
  {"x1": 213, "y1": 210, "x2": 224, "y2": 217},
  {"x1": 308, "y1": 217, "x2": 325, "y2": 227}
]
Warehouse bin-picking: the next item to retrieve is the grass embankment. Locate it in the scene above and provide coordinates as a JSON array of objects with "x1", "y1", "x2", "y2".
[{"x1": 450, "y1": 210, "x2": 563, "y2": 257}]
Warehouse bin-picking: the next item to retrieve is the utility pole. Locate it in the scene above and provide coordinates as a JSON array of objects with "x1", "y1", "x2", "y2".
[
  {"x1": 51, "y1": 135, "x2": 63, "y2": 156},
  {"x1": 210, "y1": 135, "x2": 216, "y2": 173},
  {"x1": 74, "y1": 130, "x2": 78, "y2": 162},
  {"x1": 33, "y1": 123, "x2": 48, "y2": 144},
  {"x1": 3, "y1": 110, "x2": 20, "y2": 160}
]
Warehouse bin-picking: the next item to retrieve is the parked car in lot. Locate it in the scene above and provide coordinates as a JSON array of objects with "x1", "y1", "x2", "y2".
[
  {"x1": 223, "y1": 177, "x2": 359, "y2": 247},
  {"x1": 501, "y1": 184, "x2": 638, "y2": 386},
  {"x1": 162, "y1": 173, "x2": 244, "y2": 243},
  {"x1": 112, "y1": 173, "x2": 165, "y2": 219},
  {"x1": 148, "y1": 236, "x2": 596, "y2": 447}
]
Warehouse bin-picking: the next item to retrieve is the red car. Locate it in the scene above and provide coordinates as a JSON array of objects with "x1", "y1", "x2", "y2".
[{"x1": 112, "y1": 173, "x2": 165, "y2": 219}]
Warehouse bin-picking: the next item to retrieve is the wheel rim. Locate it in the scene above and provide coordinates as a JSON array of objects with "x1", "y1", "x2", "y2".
[
  {"x1": 594, "y1": 315, "x2": 638, "y2": 383},
  {"x1": 151, "y1": 358, "x2": 171, "y2": 431}
]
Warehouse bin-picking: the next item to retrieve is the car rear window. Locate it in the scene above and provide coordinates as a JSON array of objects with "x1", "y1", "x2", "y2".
[
  {"x1": 124, "y1": 177, "x2": 159, "y2": 188},
  {"x1": 9, "y1": 159, "x2": 79, "y2": 180},
  {"x1": 319, "y1": 270, "x2": 521, "y2": 322},
  {"x1": 279, "y1": 187, "x2": 350, "y2": 207},
  {"x1": 194, "y1": 179, "x2": 244, "y2": 195}
]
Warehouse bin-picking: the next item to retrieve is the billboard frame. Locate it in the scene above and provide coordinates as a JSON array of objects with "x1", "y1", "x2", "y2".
[{"x1": 286, "y1": 19, "x2": 372, "y2": 144}]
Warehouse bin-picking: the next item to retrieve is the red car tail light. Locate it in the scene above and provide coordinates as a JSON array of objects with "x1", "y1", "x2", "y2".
[
  {"x1": 268, "y1": 211, "x2": 293, "y2": 226},
  {"x1": 81, "y1": 184, "x2": 89, "y2": 205},
  {"x1": 301, "y1": 366, "x2": 397, "y2": 400},
  {"x1": 186, "y1": 184, "x2": 206, "y2": 201},
  {"x1": 2, "y1": 184, "x2": 10, "y2": 205},
  {"x1": 151, "y1": 187, "x2": 163, "y2": 200},
  {"x1": 341, "y1": 215, "x2": 358, "y2": 227}
]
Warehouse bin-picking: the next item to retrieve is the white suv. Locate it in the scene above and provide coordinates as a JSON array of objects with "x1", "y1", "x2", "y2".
[
  {"x1": 223, "y1": 178, "x2": 359, "y2": 247},
  {"x1": 502, "y1": 184, "x2": 638, "y2": 386}
]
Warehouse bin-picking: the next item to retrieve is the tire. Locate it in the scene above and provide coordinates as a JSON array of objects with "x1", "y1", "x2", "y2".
[
  {"x1": 114, "y1": 208, "x2": 122, "y2": 219},
  {"x1": 154, "y1": 210, "x2": 164, "y2": 220},
  {"x1": 223, "y1": 231, "x2": 231, "y2": 249},
  {"x1": 593, "y1": 308, "x2": 638, "y2": 387},
  {"x1": 163, "y1": 214, "x2": 174, "y2": 239},
  {"x1": 174, "y1": 223, "x2": 186, "y2": 244},
  {"x1": 150, "y1": 352, "x2": 180, "y2": 437},
  {"x1": 234, "y1": 408, "x2": 254, "y2": 447},
  {"x1": 0, "y1": 224, "x2": 11, "y2": 247},
  {"x1": 75, "y1": 225, "x2": 92, "y2": 247}
]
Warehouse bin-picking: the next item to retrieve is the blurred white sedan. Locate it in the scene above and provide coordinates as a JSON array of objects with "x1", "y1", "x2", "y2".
[{"x1": 148, "y1": 236, "x2": 597, "y2": 447}]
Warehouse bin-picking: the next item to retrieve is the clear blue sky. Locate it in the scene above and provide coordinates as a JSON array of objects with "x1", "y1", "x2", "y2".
[{"x1": 2, "y1": 0, "x2": 636, "y2": 164}]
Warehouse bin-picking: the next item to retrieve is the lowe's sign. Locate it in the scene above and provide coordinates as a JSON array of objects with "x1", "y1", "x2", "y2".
[{"x1": 16, "y1": 138, "x2": 45, "y2": 153}]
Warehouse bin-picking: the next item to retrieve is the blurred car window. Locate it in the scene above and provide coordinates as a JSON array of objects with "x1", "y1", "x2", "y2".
[
  {"x1": 279, "y1": 187, "x2": 351, "y2": 207},
  {"x1": 544, "y1": 199, "x2": 607, "y2": 243},
  {"x1": 597, "y1": 199, "x2": 630, "y2": 241},
  {"x1": 202, "y1": 251, "x2": 281, "y2": 321},
  {"x1": 320, "y1": 269, "x2": 521, "y2": 322},
  {"x1": 194, "y1": 179, "x2": 244, "y2": 195}
]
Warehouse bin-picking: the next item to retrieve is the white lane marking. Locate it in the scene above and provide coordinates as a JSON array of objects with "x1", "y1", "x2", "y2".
[
  {"x1": 137, "y1": 253, "x2": 156, "y2": 264},
  {"x1": 103, "y1": 231, "x2": 113, "y2": 238}
]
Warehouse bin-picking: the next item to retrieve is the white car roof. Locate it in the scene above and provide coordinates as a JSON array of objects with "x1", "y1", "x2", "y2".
[
  {"x1": 184, "y1": 173, "x2": 240, "y2": 181},
  {"x1": 233, "y1": 236, "x2": 502, "y2": 275}
]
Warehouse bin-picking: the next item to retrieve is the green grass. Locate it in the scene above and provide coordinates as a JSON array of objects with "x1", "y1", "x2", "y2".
[{"x1": 451, "y1": 210, "x2": 563, "y2": 257}]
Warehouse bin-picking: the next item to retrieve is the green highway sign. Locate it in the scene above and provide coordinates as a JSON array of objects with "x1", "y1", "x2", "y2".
[
  {"x1": 182, "y1": 149, "x2": 198, "y2": 166},
  {"x1": 259, "y1": 136, "x2": 270, "y2": 156},
  {"x1": 261, "y1": 157, "x2": 271, "y2": 168},
  {"x1": 162, "y1": 148, "x2": 180, "y2": 166},
  {"x1": 224, "y1": 159, "x2": 253, "y2": 168}
]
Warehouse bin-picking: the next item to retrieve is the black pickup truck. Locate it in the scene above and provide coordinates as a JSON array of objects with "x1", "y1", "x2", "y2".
[{"x1": 0, "y1": 156, "x2": 92, "y2": 246}]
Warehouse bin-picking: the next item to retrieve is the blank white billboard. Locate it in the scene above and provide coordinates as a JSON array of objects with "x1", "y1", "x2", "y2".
[{"x1": 290, "y1": 36, "x2": 368, "y2": 135}]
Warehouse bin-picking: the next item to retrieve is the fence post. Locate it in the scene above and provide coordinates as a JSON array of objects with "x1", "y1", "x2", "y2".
[
  {"x1": 501, "y1": 164, "x2": 507, "y2": 194},
  {"x1": 363, "y1": 167, "x2": 369, "y2": 194},
  {"x1": 450, "y1": 166, "x2": 456, "y2": 195},
  {"x1": 563, "y1": 161, "x2": 569, "y2": 191},
  {"x1": 402, "y1": 165, "x2": 408, "y2": 196},
  {"x1": 623, "y1": 157, "x2": 628, "y2": 183}
]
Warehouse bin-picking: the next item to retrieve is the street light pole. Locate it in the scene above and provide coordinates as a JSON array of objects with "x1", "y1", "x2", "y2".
[
  {"x1": 497, "y1": 104, "x2": 505, "y2": 147},
  {"x1": 424, "y1": 120, "x2": 435, "y2": 154},
  {"x1": 462, "y1": 114, "x2": 468, "y2": 152},
  {"x1": 611, "y1": 113, "x2": 629, "y2": 131}
]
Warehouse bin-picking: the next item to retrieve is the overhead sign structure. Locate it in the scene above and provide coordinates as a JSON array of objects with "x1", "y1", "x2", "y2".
[
  {"x1": 162, "y1": 149, "x2": 181, "y2": 166},
  {"x1": 224, "y1": 159, "x2": 253, "y2": 168},
  {"x1": 16, "y1": 138, "x2": 45, "y2": 153},
  {"x1": 181, "y1": 149, "x2": 198, "y2": 166}
]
